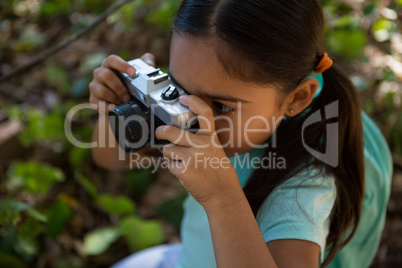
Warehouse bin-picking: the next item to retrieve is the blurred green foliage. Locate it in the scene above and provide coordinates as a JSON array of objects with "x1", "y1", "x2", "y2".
[
  {"x1": 7, "y1": 161, "x2": 64, "y2": 195},
  {"x1": 0, "y1": 0, "x2": 401, "y2": 267}
]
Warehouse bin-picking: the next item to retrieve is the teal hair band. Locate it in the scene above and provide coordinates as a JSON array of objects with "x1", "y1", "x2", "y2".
[{"x1": 309, "y1": 73, "x2": 324, "y2": 99}]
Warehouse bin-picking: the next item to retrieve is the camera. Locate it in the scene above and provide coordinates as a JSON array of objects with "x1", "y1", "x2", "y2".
[{"x1": 109, "y1": 58, "x2": 199, "y2": 153}]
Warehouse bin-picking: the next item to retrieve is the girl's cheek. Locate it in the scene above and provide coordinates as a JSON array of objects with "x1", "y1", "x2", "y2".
[
  {"x1": 239, "y1": 115, "x2": 275, "y2": 147},
  {"x1": 213, "y1": 120, "x2": 239, "y2": 153},
  {"x1": 213, "y1": 112, "x2": 276, "y2": 150}
]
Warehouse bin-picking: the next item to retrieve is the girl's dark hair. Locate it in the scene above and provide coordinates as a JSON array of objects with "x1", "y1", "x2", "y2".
[{"x1": 173, "y1": 0, "x2": 364, "y2": 266}]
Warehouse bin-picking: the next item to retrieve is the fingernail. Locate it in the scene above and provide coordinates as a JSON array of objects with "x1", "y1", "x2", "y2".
[
  {"x1": 127, "y1": 67, "x2": 135, "y2": 76},
  {"x1": 123, "y1": 94, "x2": 131, "y2": 103},
  {"x1": 155, "y1": 126, "x2": 164, "y2": 136},
  {"x1": 179, "y1": 95, "x2": 188, "y2": 102}
]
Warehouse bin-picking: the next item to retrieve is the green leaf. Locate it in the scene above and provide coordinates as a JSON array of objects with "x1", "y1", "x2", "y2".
[
  {"x1": 0, "y1": 253, "x2": 27, "y2": 268},
  {"x1": 145, "y1": 1, "x2": 182, "y2": 29},
  {"x1": 14, "y1": 236, "x2": 39, "y2": 260},
  {"x1": 18, "y1": 108, "x2": 66, "y2": 146},
  {"x1": 157, "y1": 194, "x2": 187, "y2": 228},
  {"x1": 7, "y1": 161, "x2": 65, "y2": 195},
  {"x1": 372, "y1": 18, "x2": 398, "y2": 42},
  {"x1": 126, "y1": 168, "x2": 154, "y2": 197},
  {"x1": 0, "y1": 200, "x2": 29, "y2": 212},
  {"x1": 138, "y1": 221, "x2": 164, "y2": 249},
  {"x1": 390, "y1": 113, "x2": 402, "y2": 156},
  {"x1": 119, "y1": 216, "x2": 164, "y2": 252},
  {"x1": 326, "y1": 29, "x2": 367, "y2": 59},
  {"x1": 44, "y1": 200, "x2": 72, "y2": 238},
  {"x1": 79, "y1": 53, "x2": 107, "y2": 74},
  {"x1": 14, "y1": 24, "x2": 45, "y2": 52},
  {"x1": 17, "y1": 218, "x2": 43, "y2": 240},
  {"x1": 3, "y1": 105, "x2": 23, "y2": 121},
  {"x1": 38, "y1": 0, "x2": 71, "y2": 18},
  {"x1": 0, "y1": 230, "x2": 39, "y2": 261},
  {"x1": 26, "y1": 208, "x2": 47, "y2": 223},
  {"x1": 78, "y1": 0, "x2": 112, "y2": 13},
  {"x1": 383, "y1": 69, "x2": 397, "y2": 82},
  {"x1": 71, "y1": 126, "x2": 94, "y2": 145},
  {"x1": 82, "y1": 227, "x2": 121, "y2": 255},
  {"x1": 363, "y1": 3, "x2": 378, "y2": 17},
  {"x1": 53, "y1": 256, "x2": 84, "y2": 268},
  {"x1": 75, "y1": 173, "x2": 98, "y2": 197},
  {"x1": 96, "y1": 194, "x2": 136, "y2": 216},
  {"x1": 107, "y1": 0, "x2": 145, "y2": 28},
  {"x1": 333, "y1": 15, "x2": 361, "y2": 29},
  {"x1": 13, "y1": 236, "x2": 38, "y2": 261},
  {"x1": 69, "y1": 147, "x2": 90, "y2": 170},
  {"x1": 71, "y1": 77, "x2": 90, "y2": 98},
  {"x1": 45, "y1": 62, "x2": 72, "y2": 94},
  {"x1": 0, "y1": 200, "x2": 29, "y2": 226},
  {"x1": 0, "y1": 200, "x2": 46, "y2": 226}
]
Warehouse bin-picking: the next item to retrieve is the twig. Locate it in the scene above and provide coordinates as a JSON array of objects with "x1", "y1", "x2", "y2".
[
  {"x1": 0, "y1": 83, "x2": 47, "y2": 108},
  {"x1": 0, "y1": 0, "x2": 132, "y2": 83}
]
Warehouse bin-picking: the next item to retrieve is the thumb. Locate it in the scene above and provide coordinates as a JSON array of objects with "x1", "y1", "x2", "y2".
[{"x1": 141, "y1": 53, "x2": 156, "y2": 67}]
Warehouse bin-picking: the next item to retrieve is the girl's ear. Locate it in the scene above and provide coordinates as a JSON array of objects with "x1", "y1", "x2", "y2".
[{"x1": 284, "y1": 78, "x2": 319, "y2": 117}]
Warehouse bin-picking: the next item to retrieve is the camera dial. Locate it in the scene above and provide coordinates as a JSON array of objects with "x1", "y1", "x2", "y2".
[{"x1": 161, "y1": 86, "x2": 180, "y2": 102}]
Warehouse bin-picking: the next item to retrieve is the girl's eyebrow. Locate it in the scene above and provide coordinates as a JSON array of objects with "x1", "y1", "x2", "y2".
[{"x1": 168, "y1": 71, "x2": 250, "y2": 103}]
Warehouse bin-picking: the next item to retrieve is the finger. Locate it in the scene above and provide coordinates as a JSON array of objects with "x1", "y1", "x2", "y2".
[
  {"x1": 102, "y1": 54, "x2": 136, "y2": 76},
  {"x1": 162, "y1": 143, "x2": 186, "y2": 161},
  {"x1": 89, "y1": 94, "x2": 116, "y2": 115},
  {"x1": 166, "y1": 159, "x2": 186, "y2": 177},
  {"x1": 140, "y1": 53, "x2": 156, "y2": 67},
  {"x1": 95, "y1": 67, "x2": 131, "y2": 102},
  {"x1": 161, "y1": 146, "x2": 187, "y2": 176},
  {"x1": 155, "y1": 125, "x2": 200, "y2": 147},
  {"x1": 89, "y1": 81, "x2": 122, "y2": 105},
  {"x1": 179, "y1": 95, "x2": 215, "y2": 134}
]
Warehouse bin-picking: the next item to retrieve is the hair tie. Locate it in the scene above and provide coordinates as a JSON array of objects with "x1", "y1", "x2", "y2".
[{"x1": 314, "y1": 53, "x2": 333, "y2": 73}]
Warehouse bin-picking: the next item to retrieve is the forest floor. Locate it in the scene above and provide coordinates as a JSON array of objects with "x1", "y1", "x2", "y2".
[{"x1": 1, "y1": 13, "x2": 401, "y2": 267}]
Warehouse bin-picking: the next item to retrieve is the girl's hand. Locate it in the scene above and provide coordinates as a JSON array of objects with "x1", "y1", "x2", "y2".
[
  {"x1": 155, "y1": 95, "x2": 241, "y2": 207},
  {"x1": 89, "y1": 53, "x2": 156, "y2": 115}
]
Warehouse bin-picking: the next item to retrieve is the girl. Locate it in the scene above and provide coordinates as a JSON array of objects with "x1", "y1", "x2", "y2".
[{"x1": 89, "y1": 0, "x2": 393, "y2": 267}]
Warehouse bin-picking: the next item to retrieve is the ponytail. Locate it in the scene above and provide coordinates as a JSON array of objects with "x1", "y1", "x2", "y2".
[
  {"x1": 243, "y1": 63, "x2": 365, "y2": 266},
  {"x1": 319, "y1": 64, "x2": 365, "y2": 267}
]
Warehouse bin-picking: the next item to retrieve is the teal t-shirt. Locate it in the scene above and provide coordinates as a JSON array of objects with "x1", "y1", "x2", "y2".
[
  {"x1": 324, "y1": 111, "x2": 393, "y2": 267},
  {"x1": 176, "y1": 75, "x2": 393, "y2": 267}
]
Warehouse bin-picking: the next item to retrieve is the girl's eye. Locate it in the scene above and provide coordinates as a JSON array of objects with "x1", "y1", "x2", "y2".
[{"x1": 212, "y1": 101, "x2": 236, "y2": 115}]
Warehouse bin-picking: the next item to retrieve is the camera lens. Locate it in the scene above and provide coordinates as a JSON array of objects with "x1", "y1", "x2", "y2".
[{"x1": 109, "y1": 101, "x2": 155, "y2": 153}]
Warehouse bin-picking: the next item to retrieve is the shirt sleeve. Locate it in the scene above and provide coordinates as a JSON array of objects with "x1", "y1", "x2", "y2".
[{"x1": 256, "y1": 170, "x2": 337, "y2": 263}]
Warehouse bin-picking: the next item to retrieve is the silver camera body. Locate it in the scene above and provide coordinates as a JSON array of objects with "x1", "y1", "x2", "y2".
[
  {"x1": 121, "y1": 59, "x2": 197, "y2": 128},
  {"x1": 109, "y1": 58, "x2": 198, "y2": 153}
]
